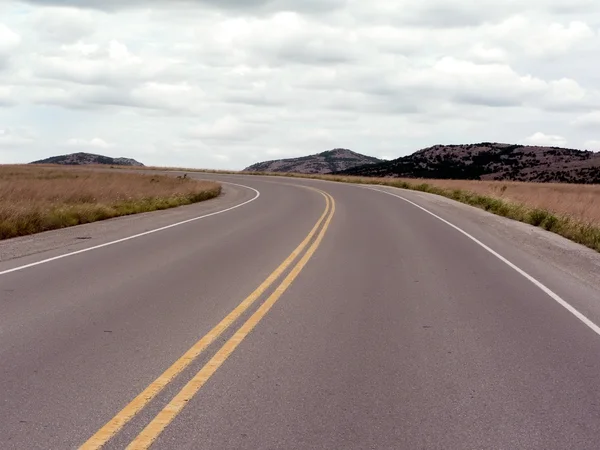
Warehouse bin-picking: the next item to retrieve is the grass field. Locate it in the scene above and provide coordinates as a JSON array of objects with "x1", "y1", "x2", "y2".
[
  {"x1": 0, "y1": 165, "x2": 221, "y2": 240},
  {"x1": 393, "y1": 178, "x2": 600, "y2": 225}
]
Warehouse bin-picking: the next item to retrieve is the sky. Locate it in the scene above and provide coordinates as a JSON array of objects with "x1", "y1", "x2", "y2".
[{"x1": 0, "y1": 0, "x2": 600, "y2": 169}]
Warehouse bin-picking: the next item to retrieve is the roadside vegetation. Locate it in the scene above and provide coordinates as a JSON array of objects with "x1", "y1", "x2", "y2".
[{"x1": 0, "y1": 165, "x2": 221, "y2": 240}]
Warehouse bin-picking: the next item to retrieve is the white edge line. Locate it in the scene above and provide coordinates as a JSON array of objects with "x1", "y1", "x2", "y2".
[
  {"x1": 0, "y1": 182, "x2": 260, "y2": 277},
  {"x1": 365, "y1": 185, "x2": 600, "y2": 337}
]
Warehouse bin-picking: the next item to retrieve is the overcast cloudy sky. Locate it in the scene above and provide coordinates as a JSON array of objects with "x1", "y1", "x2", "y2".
[{"x1": 1, "y1": 0, "x2": 599, "y2": 168}]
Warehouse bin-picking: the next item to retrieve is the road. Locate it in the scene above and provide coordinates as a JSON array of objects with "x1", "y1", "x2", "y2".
[{"x1": 1, "y1": 174, "x2": 600, "y2": 449}]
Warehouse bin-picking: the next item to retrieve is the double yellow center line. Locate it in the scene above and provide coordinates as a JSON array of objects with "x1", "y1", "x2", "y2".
[{"x1": 80, "y1": 187, "x2": 335, "y2": 449}]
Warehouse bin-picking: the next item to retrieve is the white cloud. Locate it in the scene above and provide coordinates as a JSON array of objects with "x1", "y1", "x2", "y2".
[
  {"x1": 0, "y1": 24, "x2": 20, "y2": 54},
  {"x1": 0, "y1": 1, "x2": 600, "y2": 168},
  {"x1": 185, "y1": 115, "x2": 264, "y2": 142},
  {"x1": 21, "y1": 0, "x2": 347, "y2": 14},
  {"x1": 34, "y1": 40, "x2": 149, "y2": 86},
  {"x1": 430, "y1": 58, "x2": 547, "y2": 106},
  {"x1": 573, "y1": 111, "x2": 600, "y2": 128},
  {"x1": 66, "y1": 137, "x2": 112, "y2": 148},
  {"x1": 0, "y1": 23, "x2": 20, "y2": 70},
  {"x1": 0, "y1": 127, "x2": 35, "y2": 147},
  {"x1": 0, "y1": 127, "x2": 37, "y2": 163},
  {"x1": 488, "y1": 17, "x2": 596, "y2": 58},
  {"x1": 0, "y1": 86, "x2": 15, "y2": 106},
  {"x1": 584, "y1": 140, "x2": 600, "y2": 151},
  {"x1": 467, "y1": 44, "x2": 508, "y2": 63},
  {"x1": 128, "y1": 82, "x2": 204, "y2": 112},
  {"x1": 34, "y1": 7, "x2": 95, "y2": 43},
  {"x1": 520, "y1": 132, "x2": 568, "y2": 147}
]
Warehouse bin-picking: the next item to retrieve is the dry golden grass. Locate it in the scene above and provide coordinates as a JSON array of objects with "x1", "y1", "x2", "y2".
[
  {"x1": 0, "y1": 165, "x2": 221, "y2": 240},
  {"x1": 393, "y1": 178, "x2": 600, "y2": 225}
]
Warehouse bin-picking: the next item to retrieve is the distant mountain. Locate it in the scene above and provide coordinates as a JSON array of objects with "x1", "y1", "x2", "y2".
[
  {"x1": 244, "y1": 148, "x2": 383, "y2": 174},
  {"x1": 340, "y1": 143, "x2": 600, "y2": 184},
  {"x1": 31, "y1": 152, "x2": 144, "y2": 167}
]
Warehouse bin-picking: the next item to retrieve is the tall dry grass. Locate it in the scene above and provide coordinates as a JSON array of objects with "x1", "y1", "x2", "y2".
[
  {"x1": 0, "y1": 165, "x2": 221, "y2": 240},
  {"x1": 394, "y1": 178, "x2": 600, "y2": 226}
]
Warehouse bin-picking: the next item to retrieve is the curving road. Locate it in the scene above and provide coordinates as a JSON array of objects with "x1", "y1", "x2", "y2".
[{"x1": 1, "y1": 174, "x2": 600, "y2": 449}]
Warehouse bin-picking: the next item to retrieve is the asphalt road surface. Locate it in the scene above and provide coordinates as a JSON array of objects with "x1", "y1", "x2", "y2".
[{"x1": 2, "y1": 174, "x2": 600, "y2": 450}]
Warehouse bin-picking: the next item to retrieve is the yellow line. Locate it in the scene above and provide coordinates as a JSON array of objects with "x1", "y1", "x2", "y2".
[
  {"x1": 80, "y1": 190, "x2": 331, "y2": 450},
  {"x1": 125, "y1": 193, "x2": 336, "y2": 449}
]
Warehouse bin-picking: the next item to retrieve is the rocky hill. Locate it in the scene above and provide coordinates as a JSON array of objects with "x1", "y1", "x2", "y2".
[
  {"x1": 340, "y1": 143, "x2": 600, "y2": 184},
  {"x1": 30, "y1": 152, "x2": 144, "y2": 167},
  {"x1": 244, "y1": 148, "x2": 382, "y2": 174}
]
